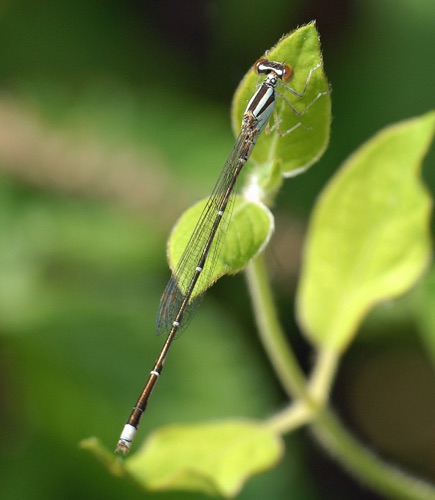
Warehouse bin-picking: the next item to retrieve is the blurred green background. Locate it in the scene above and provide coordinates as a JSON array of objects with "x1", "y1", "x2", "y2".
[{"x1": 0, "y1": 1, "x2": 434, "y2": 499}]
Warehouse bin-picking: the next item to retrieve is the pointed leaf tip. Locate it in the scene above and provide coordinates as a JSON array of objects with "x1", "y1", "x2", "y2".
[{"x1": 231, "y1": 23, "x2": 331, "y2": 178}]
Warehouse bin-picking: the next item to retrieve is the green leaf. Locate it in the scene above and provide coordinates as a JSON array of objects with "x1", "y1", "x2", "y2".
[
  {"x1": 168, "y1": 196, "x2": 273, "y2": 298},
  {"x1": 231, "y1": 22, "x2": 331, "y2": 178},
  {"x1": 81, "y1": 438, "x2": 125, "y2": 478},
  {"x1": 297, "y1": 111, "x2": 435, "y2": 352},
  {"x1": 123, "y1": 420, "x2": 283, "y2": 498}
]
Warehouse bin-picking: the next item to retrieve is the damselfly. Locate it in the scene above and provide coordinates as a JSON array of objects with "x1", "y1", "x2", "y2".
[{"x1": 116, "y1": 57, "x2": 322, "y2": 454}]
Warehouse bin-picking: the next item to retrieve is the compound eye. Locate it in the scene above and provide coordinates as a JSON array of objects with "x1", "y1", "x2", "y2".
[
  {"x1": 254, "y1": 58, "x2": 268, "y2": 75},
  {"x1": 282, "y1": 64, "x2": 294, "y2": 82}
]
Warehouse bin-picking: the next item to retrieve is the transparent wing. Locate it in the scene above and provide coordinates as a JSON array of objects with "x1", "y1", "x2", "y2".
[{"x1": 156, "y1": 129, "x2": 250, "y2": 337}]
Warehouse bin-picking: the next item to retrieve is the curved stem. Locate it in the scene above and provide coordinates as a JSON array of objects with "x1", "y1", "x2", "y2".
[
  {"x1": 245, "y1": 254, "x2": 311, "y2": 402},
  {"x1": 245, "y1": 251, "x2": 435, "y2": 499},
  {"x1": 312, "y1": 408, "x2": 435, "y2": 500},
  {"x1": 308, "y1": 347, "x2": 340, "y2": 405},
  {"x1": 267, "y1": 401, "x2": 313, "y2": 434}
]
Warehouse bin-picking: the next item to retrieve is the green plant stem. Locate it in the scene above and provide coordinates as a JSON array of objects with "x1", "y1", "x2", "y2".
[
  {"x1": 245, "y1": 254, "x2": 310, "y2": 402},
  {"x1": 308, "y1": 347, "x2": 340, "y2": 405},
  {"x1": 246, "y1": 251, "x2": 435, "y2": 499},
  {"x1": 267, "y1": 401, "x2": 313, "y2": 433},
  {"x1": 311, "y1": 408, "x2": 435, "y2": 500}
]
